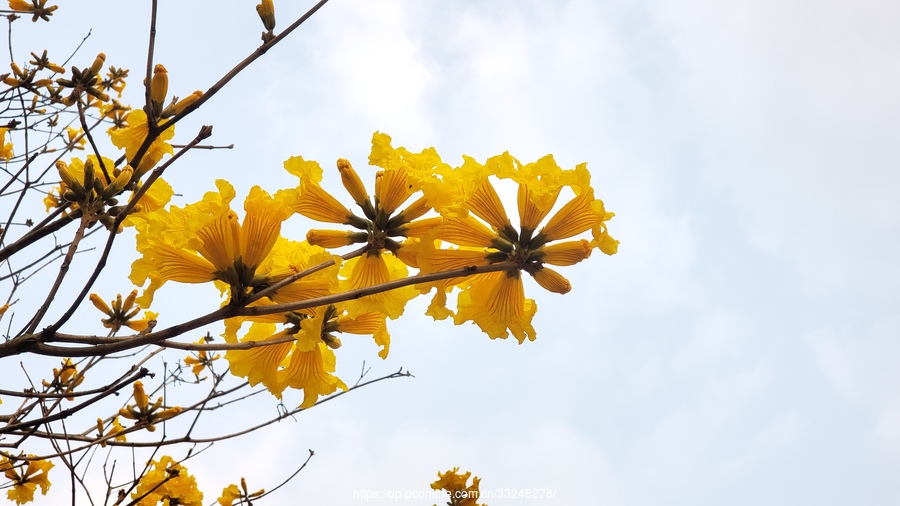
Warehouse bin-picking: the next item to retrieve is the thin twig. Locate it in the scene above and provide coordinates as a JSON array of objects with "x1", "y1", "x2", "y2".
[{"x1": 22, "y1": 214, "x2": 89, "y2": 335}]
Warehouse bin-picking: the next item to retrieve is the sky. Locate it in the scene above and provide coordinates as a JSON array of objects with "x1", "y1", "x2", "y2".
[{"x1": 6, "y1": 0, "x2": 900, "y2": 504}]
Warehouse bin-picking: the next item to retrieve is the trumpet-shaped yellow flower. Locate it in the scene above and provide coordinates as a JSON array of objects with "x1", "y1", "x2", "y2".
[
  {"x1": 64, "y1": 126, "x2": 86, "y2": 151},
  {"x1": 280, "y1": 343, "x2": 347, "y2": 408},
  {"x1": 96, "y1": 416, "x2": 127, "y2": 446},
  {"x1": 184, "y1": 335, "x2": 221, "y2": 376},
  {"x1": 129, "y1": 180, "x2": 297, "y2": 306},
  {"x1": 40, "y1": 358, "x2": 83, "y2": 400},
  {"x1": 131, "y1": 456, "x2": 203, "y2": 506},
  {"x1": 108, "y1": 108, "x2": 174, "y2": 175},
  {"x1": 454, "y1": 271, "x2": 537, "y2": 342},
  {"x1": 1, "y1": 455, "x2": 54, "y2": 505},
  {"x1": 224, "y1": 319, "x2": 348, "y2": 406},
  {"x1": 0, "y1": 127, "x2": 14, "y2": 161},
  {"x1": 419, "y1": 152, "x2": 617, "y2": 342},
  {"x1": 225, "y1": 301, "x2": 389, "y2": 405},
  {"x1": 430, "y1": 467, "x2": 486, "y2": 506},
  {"x1": 286, "y1": 132, "x2": 450, "y2": 319}
]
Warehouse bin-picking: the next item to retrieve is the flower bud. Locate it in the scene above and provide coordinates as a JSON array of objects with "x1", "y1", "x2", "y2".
[
  {"x1": 150, "y1": 64, "x2": 168, "y2": 111},
  {"x1": 531, "y1": 266, "x2": 572, "y2": 294},
  {"x1": 82, "y1": 158, "x2": 95, "y2": 190},
  {"x1": 337, "y1": 158, "x2": 369, "y2": 205},
  {"x1": 162, "y1": 90, "x2": 202, "y2": 117},
  {"x1": 89, "y1": 53, "x2": 106, "y2": 75},
  {"x1": 256, "y1": 0, "x2": 276, "y2": 32}
]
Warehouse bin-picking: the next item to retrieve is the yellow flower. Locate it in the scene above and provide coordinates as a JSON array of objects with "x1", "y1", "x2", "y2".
[
  {"x1": 430, "y1": 467, "x2": 486, "y2": 506},
  {"x1": 217, "y1": 479, "x2": 263, "y2": 506},
  {"x1": 225, "y1": 324, "x2": 294, "y2": 397},
  {"x1": 64, "y1": 126, "x2": 86, "y2": 151},
  {"x1": 131, "y1": 456, "x2": 203, "y2": 506},
  {"x1": 108, "y1": 108, "x2": 174, "y2": 175},
  {"x1": 0, "y1": 127, "x2": 14, "y2": 161},
  {"x1": 224, "y1": 320, "x2": 348, "y2": 406},
  {"x1": 122, "y1": 176, "x2": 174, "y2": 227},
  {"x1": 129, "y1": 180, "x2": 297, "y2": 306},
  {"x1": 184, "y1": 335, "x2": 221, "y2": 377},
  {"x1": 286, "y1": 133, "x2": 449, "y2": 319},
  {"x1": 43, "y1": 187, "x2": 61, "y2": 212},
  {"x1": 284, "y1": 155, "x2": 355, "y2": 224},
  {"x1": 7, "y1": 0, "x2": 33, "y2": 12},
  {"x1": 1, "y1": 455, "x2": 54, "y2": 505},
  {"x1": 217, "y1": 484, "x2": 241, "y2": 506},
  {"x1": 40, "y1": 358, "x2": 83, "y2": 400},
  {"x1": 280, "y1": 342, "x2": 347, "y2": 408},
  {"x1": 340, "y1": 251, "x2": 417, "y2": 320},
  {"x1": 419, "y1": 153, "x2": 617, "y2": 342},
  {"x1": 96, "y1": 416, "x2": 127, "y2": 446},
  {"x1": 224, "y1": 301, "x2": 390, "y2": 404}
]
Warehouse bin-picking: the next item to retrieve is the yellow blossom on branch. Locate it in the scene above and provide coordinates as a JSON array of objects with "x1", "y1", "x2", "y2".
[
  {"x1": 430, "y1": 467, "x2": 486, "y2": 506},
  {"x1": 184, "y1": 334, "x2": 221, "y2": 377},
  {"x1": 118, "y1": 381, "x2": 181, "y2": 432},
  {"x1": 224, "y1": 311, "x2": 350, "y2": 407},
  {"x1": 286, "y1": 132, "x2": 450, "y2": 320},
  {"x1": 129, "y1": 180, "x2": 297, "y2": 307},
  {"x1": 7, "y1": 0, "x2": 57, "y2": 22},
  {"x1": 40, "y1": 358, "x2": 83, "y2": 400},
  {"x1": 416, "y1": 152, "x2": 617, "y2": 343},
  {"x1": 131, "y1": 456, "x2": 203, "y2": 506},
  {"x1": 217, "y1": 477, "x2": 264, "y2": 506},
  {"x1": 95, "y1": 417, "x2": 127, "y2": 446},
  {"x1": 89, "y1": 289, "x2": 157, "y2": 333},
  {"x1": 108, "y1": 108, "x2": 174, "y2": 175},
  {"x1": 1, "y1": 455, "x2": 54, "y2": 505},
  {"x1": 0, "y1": 127, "x2": 14, "y2": 161}
]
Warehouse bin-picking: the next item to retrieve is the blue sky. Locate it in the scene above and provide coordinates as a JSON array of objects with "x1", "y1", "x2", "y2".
[{"x1": 10, "y1": 0, "x2": 900, "y2": 504}]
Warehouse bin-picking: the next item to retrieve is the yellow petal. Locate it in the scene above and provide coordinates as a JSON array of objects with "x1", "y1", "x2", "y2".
[
  {"x1": 241, "y1": 187, "x2": 294, "y2": 269},
  {"x1": 340, "y1": 252, "x2": 416, "y2": 319},
  {"x1": 225, "y1": 325, "x2": 293, "y2": 398},
  {"x1": 279, "y1": 343, "x2": 347, "y2": 408},
  {"x1": 454, "y1": 272, "x2": 537, "y2": 343},
  {"x1": 375, "y1": 166, "x2": 412, "y2": 214},
  {"x1": 467, "y1": 178, "x2": 510, "y2": 231},
  {"x1": 437, "y1": 215, "x2": 496, "y2": 248},
  {"x1": 539, "y1": 189, "x2": 599, "y2": 242}
]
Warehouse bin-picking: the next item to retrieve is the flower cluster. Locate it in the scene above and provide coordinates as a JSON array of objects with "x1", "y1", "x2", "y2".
[
  {"x1": 0, "y1": 455, "x2": 53, "y2": 505},
  {"x1": 131, "y1": 456, "x2": 203, "y2": 506},
  {"x1": 127, "y1": 131, "x2": 617, "y2": 408},
  {"x1": 40, "y1": 358, "x2": 83, "y2": 401},
  {"x1": 431, "y1": 467, "x2": 486, "y2": 506},
  {"x1": 89, "y1": 289, "x2": 157, "y2": 333},
  {"x1": 118, "y1": 381, "x2": 181, "y2": 432}
]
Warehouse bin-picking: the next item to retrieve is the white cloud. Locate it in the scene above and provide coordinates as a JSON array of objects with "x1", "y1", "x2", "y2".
[{"x1": 649, "y1": 0, "x2": 900, "y2": 296}]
